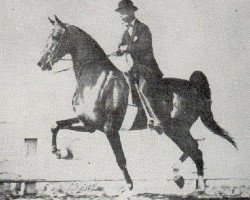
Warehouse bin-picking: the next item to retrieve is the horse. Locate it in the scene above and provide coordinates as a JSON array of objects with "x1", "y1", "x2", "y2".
[{"x1": 37, "y1": 16, "x2": 237, "y2": 193}]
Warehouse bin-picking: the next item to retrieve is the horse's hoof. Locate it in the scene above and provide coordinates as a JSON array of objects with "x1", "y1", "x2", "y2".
[
  {"x1": 196, "y1": 175, "x2": 205, "y2": 192},
  {"x1": 52, "y1": 146, "x2": 57, "y2": 154},
  {"x1": 54, "y1": 148, "x2": 73, "y2": 160},
  {"x1": 120, "y1": 186, "x2": 133, "y2": 199},
  {"x1": 174, "y1": 175, "x2": 185, "y2": 188},
  {"x1": 62, "y1": 148, "x2": 74, "y2": 160},
  {"x1": 127, "y1": 182, "x2": 133, "y2": 191},
  {"x1": 54, "y1": 149, "x2": 61, "y2": 159}
]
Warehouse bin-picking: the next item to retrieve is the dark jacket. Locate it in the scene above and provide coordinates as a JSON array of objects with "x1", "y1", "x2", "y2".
[{"x1": 118, "y1": 19, "x2": 163, "y2": 78}]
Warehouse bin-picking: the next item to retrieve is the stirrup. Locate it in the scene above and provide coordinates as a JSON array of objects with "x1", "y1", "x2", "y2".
[
  {"x1": 148, "y1": 119, "x2": 155, "y2": 130},
  {"x1": 148, "y1": 119, "x2": 164, "y2": 135}
]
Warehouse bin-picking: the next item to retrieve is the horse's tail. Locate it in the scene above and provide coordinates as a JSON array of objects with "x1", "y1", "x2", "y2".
[
  {"x1": 200, "y1": 102, "x2": 237, "y2": 149},
  {"x1": 190, "y1": 71, "x2": 237, "y2": 149}
]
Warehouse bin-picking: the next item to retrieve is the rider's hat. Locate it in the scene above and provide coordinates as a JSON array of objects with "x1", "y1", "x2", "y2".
[{"x1": 115, "y1": 0, "x2": 138, "y2": 12}]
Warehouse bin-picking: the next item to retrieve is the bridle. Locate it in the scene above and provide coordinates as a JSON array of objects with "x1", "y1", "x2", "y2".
[{"x1": 53, "y1": 52, "x2": 118, "y2": 74}]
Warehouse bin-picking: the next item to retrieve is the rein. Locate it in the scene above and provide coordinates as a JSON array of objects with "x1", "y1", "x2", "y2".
[{"x1": 53, "y1": 52, "x2": 117, "y2": 74}]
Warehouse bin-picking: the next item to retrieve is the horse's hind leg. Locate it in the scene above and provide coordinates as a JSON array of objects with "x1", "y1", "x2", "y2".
[
  {"x1": 165, "y1": 127, "x2": 204, "y2": 191},
  {"x1": 171, "y1": 152, "x2": 189, "y2": 188}
]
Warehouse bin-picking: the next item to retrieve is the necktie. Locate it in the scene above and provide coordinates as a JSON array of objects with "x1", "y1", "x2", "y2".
[{"x1": 126, "y1": 24, "x2": 133, "y2": 36}]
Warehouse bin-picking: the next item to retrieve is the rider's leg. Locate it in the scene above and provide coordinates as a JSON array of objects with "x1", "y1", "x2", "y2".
[{"x1": 137, "y1": 76, "x2": 164, "y2": 132}]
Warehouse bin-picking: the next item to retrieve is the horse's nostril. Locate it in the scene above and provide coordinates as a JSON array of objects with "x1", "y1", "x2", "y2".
[{"x1": 37, "y1": 61, "x2": 42, "y2": 67}]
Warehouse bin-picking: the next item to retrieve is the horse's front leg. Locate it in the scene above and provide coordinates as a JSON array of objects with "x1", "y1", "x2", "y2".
[
  {"x1": 106, "y1": 131, "x2": 133, "y2": 193},
  {"x1": 51, "y1": 117, "x2": 96, "y2": 159},
  {"x1": 51, "y1": 117, "x2": 80, "y2": 154},
  {"x1": 104, "y1": 120, "x2": 133, "y2": 194}
]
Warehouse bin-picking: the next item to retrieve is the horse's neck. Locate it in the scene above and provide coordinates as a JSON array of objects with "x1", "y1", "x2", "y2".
[
  {"x1": 67, "y1": 26, "x2": 115, "y2": 87},
  {"x1": 70, "y1": 58, "x2": 100, "y2": 89},
  {"x1": 69, "y1": 38, "x2": 106, "y2": 84}
]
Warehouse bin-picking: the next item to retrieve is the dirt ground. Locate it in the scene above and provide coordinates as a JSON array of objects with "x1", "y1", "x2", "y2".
[{"x1": 1, "y1": 179, "x2": 249, "y2": 200}]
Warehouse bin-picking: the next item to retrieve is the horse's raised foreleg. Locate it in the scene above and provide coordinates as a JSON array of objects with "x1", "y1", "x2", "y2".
[
  {"x1": 51, "y1": 117, "x2": 80, "y2": 153},
  {"x1": 51, "y1": 117, "x2": 96, "y2": 156}
]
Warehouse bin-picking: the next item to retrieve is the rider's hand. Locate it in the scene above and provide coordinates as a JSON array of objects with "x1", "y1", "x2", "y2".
[
  {"x1": 116, "y1": 49, "x2": 124, "y2": 56},
  {"x1": 119, "y1": 45, "x2": 128, "y2": 52}
]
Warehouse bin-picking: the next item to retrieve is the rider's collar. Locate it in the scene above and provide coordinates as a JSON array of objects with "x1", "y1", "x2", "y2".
[
  {"x1": 126, "y1": 18, "x2": 136, "y2": 27},
  {"x1": 129, "y1": 18, "x2": 136, "y2": 26}
]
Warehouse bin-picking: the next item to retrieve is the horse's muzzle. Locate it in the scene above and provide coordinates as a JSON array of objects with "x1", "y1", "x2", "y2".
[
  {"x1": 37, "y1": 61, "x2": 42, "y2": 67},
  {"x1": 37, "y1": 61, "x2": 52, "y2": 71}
]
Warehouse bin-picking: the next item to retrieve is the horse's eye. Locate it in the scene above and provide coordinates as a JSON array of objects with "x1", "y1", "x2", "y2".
[{"x1": 52, "y1": 35, "x2": 60, "y2": 40}]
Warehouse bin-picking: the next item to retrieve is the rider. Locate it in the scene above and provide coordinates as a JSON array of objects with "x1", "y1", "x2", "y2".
[{"x1": 115, "y1": 0, "x2": 169, "y2": 132}]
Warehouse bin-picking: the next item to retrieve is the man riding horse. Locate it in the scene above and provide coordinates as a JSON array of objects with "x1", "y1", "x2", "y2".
[
  {"x1": 37, "y1": 12, "x2": 237, "y2": 194},
  {"x1": 115, "y1": 0, "x2": 171, "y2": 133}
]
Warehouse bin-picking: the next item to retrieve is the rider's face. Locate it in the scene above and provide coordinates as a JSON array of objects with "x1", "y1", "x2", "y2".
[{"x1": 119, "y1": 9, "x2": 135, "y2": 24}]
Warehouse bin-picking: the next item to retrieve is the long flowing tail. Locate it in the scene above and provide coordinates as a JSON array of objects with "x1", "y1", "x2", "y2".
[
  {"x1": 200, "y1": 102, "x2": 237, "y2": 149},
  {"x1": 190, "y1": 71, "x2": 237, "y2": 149}
]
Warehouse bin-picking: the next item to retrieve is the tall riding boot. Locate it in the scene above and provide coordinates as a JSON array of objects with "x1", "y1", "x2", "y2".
[
  {"x1": 144, "y1": 96, "x2": 164, "y2": 134},
  {"x1": 136, "y1": 77, "x2": 164, "y2": 134}
]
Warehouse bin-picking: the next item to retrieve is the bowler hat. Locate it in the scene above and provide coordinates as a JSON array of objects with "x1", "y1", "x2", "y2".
[{"x1": 115, "y1": 0, "x2": 138, "y2": 12}]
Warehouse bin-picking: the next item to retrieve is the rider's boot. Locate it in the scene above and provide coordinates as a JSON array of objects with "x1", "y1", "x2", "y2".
[{"x1": 140, "y1": 94, "x2": 164, "y2": 134}]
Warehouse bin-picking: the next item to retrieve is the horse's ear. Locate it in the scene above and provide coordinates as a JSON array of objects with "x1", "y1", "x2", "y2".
[
  {"x1": 54, "y1": 15, "x2": 66, "y2": 28},
  {"x1": 48, "y1": 17, "x2": 55, "y2": 25}
]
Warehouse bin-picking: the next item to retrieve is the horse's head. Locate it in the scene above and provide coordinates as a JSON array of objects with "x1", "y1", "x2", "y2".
[{"x1": 37, "y1": 16, "x2": 69, "y2": 71}]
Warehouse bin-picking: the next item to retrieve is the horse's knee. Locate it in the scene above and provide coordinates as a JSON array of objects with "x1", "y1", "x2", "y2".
[
  {"x1": 103, "y1": 123, "x2": 115, "y2": 134},
  {"x1": 51, "y1": 122, "x2": 59, "y2": 134}
]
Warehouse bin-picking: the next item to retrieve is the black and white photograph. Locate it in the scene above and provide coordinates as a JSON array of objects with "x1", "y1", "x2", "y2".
[{"x1": 0, "y1": 0, "x2": 249, "y2": 199}]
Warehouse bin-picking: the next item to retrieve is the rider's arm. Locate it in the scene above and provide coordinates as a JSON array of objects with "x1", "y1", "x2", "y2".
[
  {"x1": 118, "y1": 31, "x2": 128, "y2": 48},
  {"x1": 117, "y1": 31, "x2": 128, "y2": 56}
]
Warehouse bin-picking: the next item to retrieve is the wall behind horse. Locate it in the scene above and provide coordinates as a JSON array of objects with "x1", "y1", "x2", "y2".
[{"x1": 0, "y1": 0, "x2": 249, "y2": 179}]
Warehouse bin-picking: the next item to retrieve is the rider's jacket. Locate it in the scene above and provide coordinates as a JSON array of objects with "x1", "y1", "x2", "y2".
[{"x1": 118, "y1": 19, "x2": 163, "y2": 79}]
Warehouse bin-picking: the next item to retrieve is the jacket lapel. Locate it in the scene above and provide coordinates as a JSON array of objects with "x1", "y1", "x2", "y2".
[{"x1": 131, "y1": 19, "x2": 139, "y2": 41}]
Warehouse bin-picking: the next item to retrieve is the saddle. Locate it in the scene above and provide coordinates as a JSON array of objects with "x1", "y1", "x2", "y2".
[
  {"x1": 121, "y1": 72, "x2": 173, "y2": 131},
  {"x1": 124, "y1": 72, "x2": 173, "y2": 111}
]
